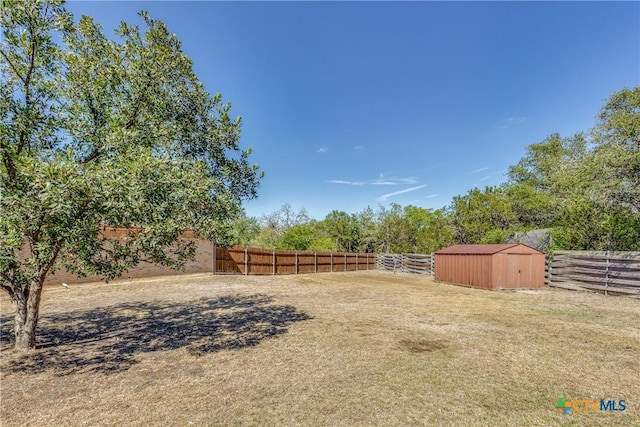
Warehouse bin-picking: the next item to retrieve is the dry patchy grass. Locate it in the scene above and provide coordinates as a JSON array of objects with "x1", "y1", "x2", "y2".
[{"x1": 1, "y1": 271, "x2": 639, "y2": 426}]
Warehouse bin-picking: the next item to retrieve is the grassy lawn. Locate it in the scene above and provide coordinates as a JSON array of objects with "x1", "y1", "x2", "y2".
[{"x1": 1, "y1": 271, "x2": 638, "y2": 426}]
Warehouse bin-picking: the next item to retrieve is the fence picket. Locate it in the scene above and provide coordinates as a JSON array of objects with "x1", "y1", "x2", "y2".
[
  {"x1": 215, "y1": 246, "x2": 375, "y2": 276},
  {"x1": 548, "y1": 251, "x2": 640, "y2": 297}
]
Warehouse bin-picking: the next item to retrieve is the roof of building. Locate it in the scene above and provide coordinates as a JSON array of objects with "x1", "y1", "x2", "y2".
[{"x1": 434, "y1": 243, "x2": 542, "y2": 255}]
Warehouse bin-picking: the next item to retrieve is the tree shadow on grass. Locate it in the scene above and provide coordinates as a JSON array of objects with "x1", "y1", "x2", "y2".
[{"x1": 0, "y1": 294, "x2": 311, "y2": 375}]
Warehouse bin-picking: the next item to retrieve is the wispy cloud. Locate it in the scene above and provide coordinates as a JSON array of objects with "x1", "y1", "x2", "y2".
[
  {"x1": 326, "y1": 180, "x2": 366, "y2": 186},
  {"x1": 353, "y1": 145, "x2": 364, "y2": 150},
  {"x1": 470, "y1": 167, "x2": 489, "y2": 174},
  {"x1": 476, "y1": 169, "x2": 508, "y2": 183},
  {"x1": 425, "y1": 194, "x2": 438, "y2": 199},
  {"x1": 378, "y1": 184, "x2": 427, "y2": 201},
  {"x1": 316, "y1": 147, "x2": 328, "y2": 153},
  {"x1": 496, "y1": 116, "x2": 527, "y2": 130},
  {"x1": 371, "y1": 174, "x2": 417, "y2": 186},
  {"x1": 326, "y1": 173, "x2": 423, "y2": 200}
]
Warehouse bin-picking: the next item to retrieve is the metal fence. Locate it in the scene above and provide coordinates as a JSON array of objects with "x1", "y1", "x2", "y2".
[
  {"x1": 376, "y1": 253, "x2": 434, "y2": 275},
  {"x1": 548, "y1": 251, "x2": 640, "y2": 298}
]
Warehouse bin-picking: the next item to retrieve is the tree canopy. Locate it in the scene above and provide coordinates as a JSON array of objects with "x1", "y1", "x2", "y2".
[{"x1": 1, "y1": 0, "x2": 260, "y2": 350}]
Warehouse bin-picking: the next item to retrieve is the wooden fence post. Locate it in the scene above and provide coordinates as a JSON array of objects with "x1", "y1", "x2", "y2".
[
  {"x1": 330, "y1": 253, "x2": 333, "y2": 272},
  {"x1": 295, "y1": 251, "x2": 298, "y2": 274},
  {"x1": 545, "y1": 254, "x2": 551, "y2": 286},
  {"x1": 605, "y1": 250, "x2": 610, "y2": 296},
  {"x1": 272, "y1": 250, "x2": 276, "y2": 275},
  {"x1": 244, "y1": 246, "x2": 248, "y2": 276},
  {"x1": 314, "y1": 252, "x2": 317, "y2": 273},
  {"x1": 213, "y1": 243, "x2": 217, "y2": 274},
  {"x1": 431, "y1": 252, "x2": 434, "y2": 276}
]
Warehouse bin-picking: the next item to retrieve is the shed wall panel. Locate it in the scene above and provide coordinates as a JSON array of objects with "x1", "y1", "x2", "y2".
[
  {"x1": 530, "y1": 253, "x2": 546, "y2": 288},
  {"x1": 435, "y1": 254, "x2": 494, "y2": 288},
  {"x1": 435, "y1": 244, "x2": 545, "y2": 290}
]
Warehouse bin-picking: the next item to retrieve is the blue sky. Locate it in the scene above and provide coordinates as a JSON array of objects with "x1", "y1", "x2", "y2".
[{"x1": 66, "y1": 1, "x2": 640, "y2": 220}]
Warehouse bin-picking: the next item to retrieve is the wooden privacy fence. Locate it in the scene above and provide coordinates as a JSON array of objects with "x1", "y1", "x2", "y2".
[
  {"x1": 214, "y1": 246, "x2": 375, "y2": 275},
  {"x1": 548, "y1": 251, "x2": 640, "y2": 298},
  {"x1": 376, "y1": 253, "x2": 434, "y2": 275}
]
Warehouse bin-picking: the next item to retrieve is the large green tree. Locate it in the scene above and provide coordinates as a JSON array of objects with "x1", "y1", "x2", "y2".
[
  {"x1": 321, "y1": 210, "x2": 362, "y2": 252},
  {"x1": 506, "y1": 88, "x2": 639, "y2": 250},
  {"x1": 550, "y1": 88, "x2": 640, "y2": 250},
  {"x1": 449, "y1": 186, "x2": 518, "y2": 244},
  {"x1": 588, "y1": 87, "x2": 640, "y2": 214},
  {"x1": 0, "y1": 0, "x2": 260, "y2": 350},
  {"x1": 506, "y1": 133, "x2": 587, "y2": 228},
  {"x1": 276, "y1": 220, "x2": 334, "y2": 251},
  {"x1": 374, "y1": 204, "x2": 453, "y2": 254}
]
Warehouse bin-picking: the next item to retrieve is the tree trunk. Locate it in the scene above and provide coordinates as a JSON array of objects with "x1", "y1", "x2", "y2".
[{"x1": 13, "y1": 279, "x2": 44, "y2": 352}]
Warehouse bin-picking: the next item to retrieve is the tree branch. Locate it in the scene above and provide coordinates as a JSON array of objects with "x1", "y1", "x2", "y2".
[
  {"x1": 0, "y1": 137, "x2": 18, "y2": 184},
  {"x1": 81, "y1": 92, "x2": 106, "y2": 164},
  {"x1": 39, "y1": 237, "x2": 64, "y2": 281},
  {"x1": 0, "y1": 258, "x2": 21, "y2": 300},
  {"x1": 0, "y1": 50, "x2": 27, "y2": 84},
  {"x1": 0, "y1": 282, "x2": 16, "y2": 300},
  {"x1": 124, "y1": 73, "x2": 153, "y2": 130},
  {"x1": 16, "y1": 16, "x2": 39, "y2": 156}
]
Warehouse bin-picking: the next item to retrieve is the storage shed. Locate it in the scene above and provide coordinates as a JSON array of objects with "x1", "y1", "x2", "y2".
[{"x1": 434, "y1": 244, "x2": 545, "y2": 290}]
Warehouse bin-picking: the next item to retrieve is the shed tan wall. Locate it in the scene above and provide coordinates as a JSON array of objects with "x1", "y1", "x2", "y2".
[
  {"x1": 435, "y1": 250, "x2": 545, "y2": 290},
  {"x1": 434, "y1": 254, "x2": 494, "y2": 289},
  {"x1": 492, "y1": 253, "x2": 545, "y2": 289}
]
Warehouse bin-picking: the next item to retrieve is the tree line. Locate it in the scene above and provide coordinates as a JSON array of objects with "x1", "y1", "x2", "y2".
[{"x1": 232, "y1": 87, "x2": 640, "y2": 253}]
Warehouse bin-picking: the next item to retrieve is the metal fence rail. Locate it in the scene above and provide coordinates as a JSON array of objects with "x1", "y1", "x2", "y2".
[
  {"x1": 548, "y1": 251, "x2": 640, "y2": 297},
  {"x1": 376, "y1": 253, "x2": 434, "y2": 275}
]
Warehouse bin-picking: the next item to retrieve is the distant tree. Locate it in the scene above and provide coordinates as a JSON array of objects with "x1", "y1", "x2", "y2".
[
  {"x1": 589, "y1": 87, "x2": 640, "y2": 213},
  {"x1": 356, "y1": 206, "x2": 379, "y2": 252},
  {"x1": 374, "y1": 204, "x2": 413, "y2": 253},
  {"x1": 505, "y1": 88, "x2": 639, "y2": 250},
  {"x1": 550, "y1": 88, "x2": 640, "y2": 250},
  {"x1": 450, "y1": 187, "x2": 518, "y2": 244},
  {"x1": 254, "y1": 204, "x2": 309, "y2": 248},
  {"x1": 259, "y1": 203, "x2": 309, "y2": 231},
  {"x1": 321, "y1": 210, "x2": 362, "y2": 252},
  {"x1": 506, "y1": 133, "x2": 588, "y2": 228},
  {"x1": 0, "y1": 1, "x2": 260, "y2": 350},
  {"x1": 276, "y1": 221, "x2": 334, "y2": 251},
  {"x1": 252, "y1": 227, "x2": 280, "y2": 249},
  {"x1": 551, "y1": 198, "x2": 640, "y2": 251},
  {"x1": 307, "y1": 235, "x2": 336, "y2": 252},
  {"x1": 229, "y1": 212, "x2": 260, "y2": 246},
  {"x1": 410, "y1": 207, "x2": 454, "y2": 253}
]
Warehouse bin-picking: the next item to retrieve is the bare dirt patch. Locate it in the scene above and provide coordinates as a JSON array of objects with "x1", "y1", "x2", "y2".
[
  {"x1": 398, "y1": 338, "x2": 447, "y2": 353},
  {"x1": 1, "y1": 271, "x2": 639, "y2": 426}
]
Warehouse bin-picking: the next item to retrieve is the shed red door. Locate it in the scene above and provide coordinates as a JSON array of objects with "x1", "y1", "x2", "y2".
[{"x1": 507, "y1": 254, "x2": 532, "y2": 287}]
